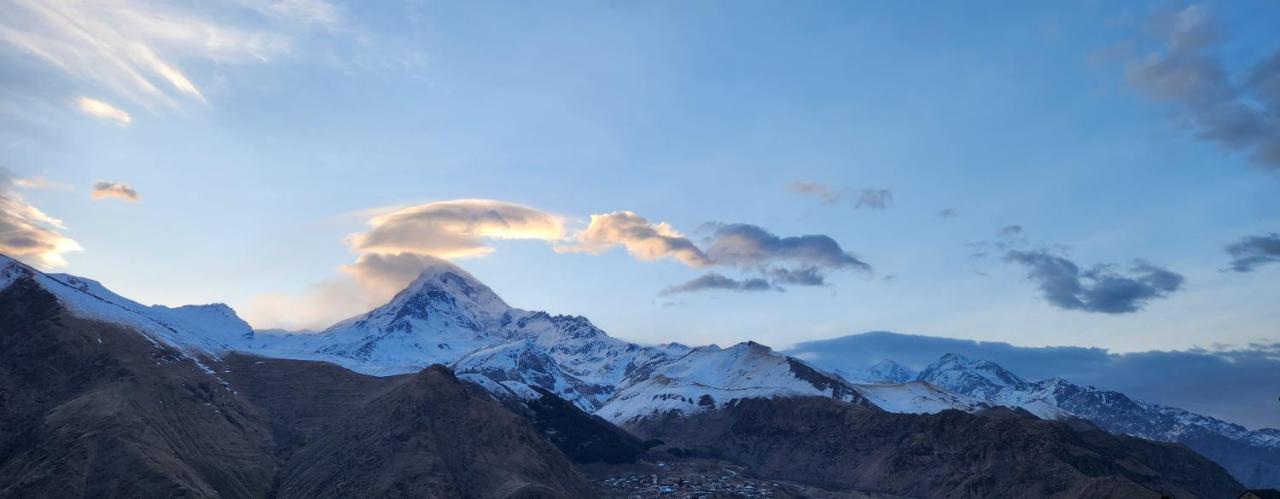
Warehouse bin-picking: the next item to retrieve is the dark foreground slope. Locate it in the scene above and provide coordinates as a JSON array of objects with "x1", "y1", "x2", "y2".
[
  {"x1": 628, "y1": 397, "x2": 1243, "y2": 499},
  {"x1": 0, "y1": 276, "x2": 593, "y2": 499}
]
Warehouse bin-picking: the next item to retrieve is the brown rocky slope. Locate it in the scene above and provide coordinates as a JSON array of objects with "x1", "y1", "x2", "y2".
[
  {"x1": 0, "y1": 275, "x2": 593, "y2": 498},
  {"x1": 627, "y1": 397, "x2": 1243, "y2": 499}
]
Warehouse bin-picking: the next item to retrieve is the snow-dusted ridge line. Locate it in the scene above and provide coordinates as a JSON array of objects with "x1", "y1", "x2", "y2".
[{"x1": 5, "y1": 252, "x2": 1275, "y2": 461}]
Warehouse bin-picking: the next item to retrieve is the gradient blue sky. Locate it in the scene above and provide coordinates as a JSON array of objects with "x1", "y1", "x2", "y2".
[{"x1": 2, "y1": 0, "x2": 1278, "y2": 353}]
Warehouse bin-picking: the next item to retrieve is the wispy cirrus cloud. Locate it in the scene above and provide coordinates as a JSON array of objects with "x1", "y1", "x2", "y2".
[
  {"x1": 90, "y1": 181, "x2": 140, "y2": 202},
  {"x1": 0, "y1": 0, "x2": 350, "y2": 116},
  {"x1": 75, "y1": 97, "x2": 131, "y2": 126},
  {"x1": 787, "y1": 181, "x2": 893, "y2": 210},
  {"x1": 12, "y1": 176, "x2": 72, "y2": 191}
]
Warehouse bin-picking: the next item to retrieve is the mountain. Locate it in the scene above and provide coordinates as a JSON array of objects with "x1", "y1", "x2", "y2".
[
  {"x1": 839, "y1": 358, "x2": 917, "y2": 383},
  {"x1": 917, "y1": 353, "x2": 1280, "y2": 488},
  {"x1": 242, "y1": 257, "x2": 685, "y2": 411},
  {"x1": 596, "y1": 341, "x2": 874, "y2": 424},
  {"x1": 0, "y1": 254, "x2": 1256, "y2": 496},
  {"x1": 628, "y1": 396, "x2": 1243, "y2": 499},
  {"x1": 0, "y1": 260, "x2": 593, "y2": 498}
]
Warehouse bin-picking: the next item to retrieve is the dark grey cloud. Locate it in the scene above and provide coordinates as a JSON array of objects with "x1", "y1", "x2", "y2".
[
  {"x1": 1004, "y1": 249, "x2": 1183, "y2": 313},
  {"x1": 704, "y1": 223, "x2": 871, "y2": 271},
  {"x1": 1226, "y1": 233, "x2": 1280, "y2": 272},
  {"x1": 660, "y1": 272, "x2": 774, "y2": 296},
  {"x1": 1126, "y1": 5, "x2": 1280, "y2": 168},
  {"x1": 766, "y1": 266, "x2": 827, "y2": 286},
  {"x1": 787, "y1": 181, "x2": 893, "y2": 210},
  {"x1": 786, "y1": 331, "x2": 1280, "y2": 430}
]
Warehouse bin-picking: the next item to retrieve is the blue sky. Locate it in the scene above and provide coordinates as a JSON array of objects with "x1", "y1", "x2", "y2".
[{"x1": 2, "y1": 0, "x2": 1278, "y2": 354}]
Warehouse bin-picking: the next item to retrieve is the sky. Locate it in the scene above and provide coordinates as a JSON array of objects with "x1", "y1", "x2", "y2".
[{"x1": 2, "y1": 0, "x2": 1279, "y2": 358}]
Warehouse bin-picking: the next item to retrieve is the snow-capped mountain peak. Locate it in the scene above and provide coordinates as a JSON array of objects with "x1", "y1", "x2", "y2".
[
  {"x1": 845, "y1": 359, "x2": 917, "y2": 383},
  {"x1": 597, "y1": 340, "x2": 872, "y2": 424},
  {"x1": 336, "y1": 257, "x2": 511, "y2": 334},
  {"x1": 917, "y1": 353, "x2": 1028, "y2": 399}
]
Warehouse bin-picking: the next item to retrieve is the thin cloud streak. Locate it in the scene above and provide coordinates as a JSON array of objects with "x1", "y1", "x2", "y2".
[{"x1": 75, "y1": 97, "x2": 131, "y2": 125}]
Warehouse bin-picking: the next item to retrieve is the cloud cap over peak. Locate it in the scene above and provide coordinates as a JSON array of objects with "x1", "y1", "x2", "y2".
[{"x1": 348, "y1": 199, "x2": 565, "y2": 260}]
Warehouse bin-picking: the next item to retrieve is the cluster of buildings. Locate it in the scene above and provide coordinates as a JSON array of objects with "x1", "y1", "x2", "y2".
[{"x1": 597, "y1": 465, "x2": 783, "y2": 498}]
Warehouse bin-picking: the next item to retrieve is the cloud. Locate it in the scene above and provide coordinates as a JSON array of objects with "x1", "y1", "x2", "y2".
[
  {"x1": 999, "y1": 225, "x2": 1023, "y2": 236},
  {"x1": 853, "y1": 189, "x2": 893, "y2": 209},
  {"x1": 0, "y1": 169, "x2": 82, "y2": 267},
  {"x1": 556, "y1": 211, "x2": 710, "y2": 266},
  {"x1": 559, "y1": 213, "x2": 870, "y2": 295},
  {"x1": 348, "y1": 199, "x2": 565, "y2": 260},
  {"x1": 249, "y1": 202, "x2": 871, "y2": 326},
  {"x1": 0, "y1": 0, "x2": 343, "y2": 111},
  {"x1": 75, "y1": 97, "x2": 131, "y2": 126},
  {"x1": 766, "y1": 266, "x2": 828, "y2": 286},
  {"x1": 787, "y1": 181, "x2": 893, "y2": 210},
  {"x1": 660, "y1": 272, "x2": 774, "y2": 296},
  {"x1": 704, "y1": 223, "x2": 871, "y2": 271},
  {"x1": 339, "y1": 252, "x2": 447, "y2": 300},
  {"x1": 1125, "y1": 4, "x2": 1280, "y2": 168},
  {"x1": 1004, "y1": 249, "x2": 1184, "y2": 314},
  {"x1": 12, "y1": 176, "x2": 72, "y2": 191},
  {"x1": 787, "y1": 181, "x2": 840, "y2": 203},
  {"x1": 786, "y1": 331, "x2": 1280, "y2": 430},
  {"x1": 247, "y1": 200, "x2": 563, "y2": 329},
  {"x1": 1226, "y1": 233, "x2": 1280, "y2": 272},
  {"x1": 90, "y1": 181, "x2": 139, "y2": 202}
]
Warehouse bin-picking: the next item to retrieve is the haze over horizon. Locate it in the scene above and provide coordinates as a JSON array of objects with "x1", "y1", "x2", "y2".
[{"x1": 2, "y1": 0, "x2": 1279, "y2": 360}]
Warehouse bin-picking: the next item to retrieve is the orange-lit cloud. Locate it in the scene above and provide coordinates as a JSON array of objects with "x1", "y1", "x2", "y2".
[
  {"x1": 0, "y1": 171, "x2": 82, "y2": 268},
  {"x1": 347, "y1": 199, "x2": 565, "y2": 259},
  {"x1": 556, "y1": 211, "x2": 710, "y2": 266}
]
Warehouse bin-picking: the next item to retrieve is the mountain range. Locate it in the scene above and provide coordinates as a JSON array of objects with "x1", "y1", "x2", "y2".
[{"x1": 0, "y1": 253, "x2": 1264, "y2": 497}]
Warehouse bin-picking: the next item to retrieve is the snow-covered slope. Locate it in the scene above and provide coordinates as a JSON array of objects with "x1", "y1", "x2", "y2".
[
  {"x1": 451, "y1": 338, "x2": 603, "y2": 411},
  {"x1": 844, "y1": 359, "x2": 917, "y2": 384},
  {"x1": 851, "y1": 381, "x2": 989, "y2": 414},
  {"x1": 898, "y1": 351, "x2": 1280, "y2": 450},
  {"x1": 0, "y1": 256, "x2": 253, "y2": 360},
  {"x1": 597, "y1": 342, "x2": 874, "y2": 424}
]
